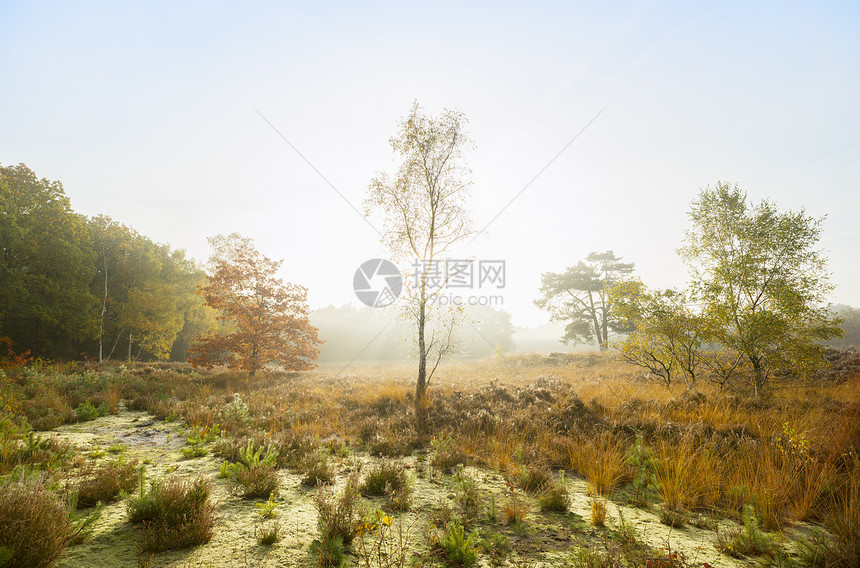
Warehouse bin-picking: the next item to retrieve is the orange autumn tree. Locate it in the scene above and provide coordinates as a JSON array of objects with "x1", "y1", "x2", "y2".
[{"x1": 188, "y1": 236, "x2": 320, "y2": 375}]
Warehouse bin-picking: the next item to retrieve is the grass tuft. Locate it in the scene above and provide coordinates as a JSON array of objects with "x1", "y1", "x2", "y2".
[{"x1": 127, "y1": 476, "x2": 215, "y2": 552}]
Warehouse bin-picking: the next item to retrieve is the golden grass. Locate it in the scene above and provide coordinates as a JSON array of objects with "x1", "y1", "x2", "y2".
[
  {"x1": 569, "y1": 431, "x2": 628, "y2": 497},
  {"x1": 7, "y1": 351, "x2": 858, "y2": 544}
]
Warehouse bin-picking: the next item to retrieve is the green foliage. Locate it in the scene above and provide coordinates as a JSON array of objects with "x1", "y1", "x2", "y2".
[
  {"x1": 680, "y1": 182, "x2": 842, "y2": 394},
  {"x1": 539, "y1": 475, "x2": 570, "y2": 512},
  {"x1": 311, "y1": 534, "x2": 346, "y2": 567},
  {"x1": 482, "y1": 532, "x2": 511, "y2": 567},
  {"x1": 214, "y1": 439, "x2": 281, "y2": 498},
  {"x1": 512, "y1": 464, "x2": 552, "y2": 494},
  {"x1": 75, "y1": 400, "x2": 103, "y2": 422},
  {"x1": 65, "y1": 492, "x2": 103, "y2": 545},
  {"x1": 452, "y1": 465, "x2": 481, "y2": 520},
  {"x1": 180, "y1": 445, "x2": 208, "y2": 459},
  {"x1": 626, "y1": 436, "x2": 657, "y2": 507},
  {"x1": 611, "y1": 283, "x2": 702, "y2": 389},
  {"x1": 437, "y1": 522, "x2": 479, "y2": 567},
  {"x1": 360, "y1": 460, "x2": 409, "y2": 497},
  {"x1": 0, "y1": 164, "x2": 97, "y2": 359},
  {"x1": 716, "y1": 504, "x2": 775, "y2": 557},
  {"x1": 535, "y1": 251, "x2": 635, "y2": 350},
  {"x1": 255, "y1": 492, "x2": 280, "y2": 519},
  {"x1": 237, "y1": 438, "x2": 278, "y2": 468}
]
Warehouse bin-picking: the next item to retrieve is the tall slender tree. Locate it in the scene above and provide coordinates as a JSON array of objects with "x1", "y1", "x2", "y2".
[{"x1": 365, "y1": 101, "x2": 473, "y2": 427}]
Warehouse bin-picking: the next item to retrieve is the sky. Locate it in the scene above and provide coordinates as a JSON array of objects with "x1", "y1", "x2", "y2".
[{"x1": 2, "y1": 1, "x2": 858, "y2": 327}]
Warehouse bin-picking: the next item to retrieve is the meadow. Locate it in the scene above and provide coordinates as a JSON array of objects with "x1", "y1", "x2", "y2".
[{"x1": 0, "y1": 352, "x2": 858, "y2": 568}]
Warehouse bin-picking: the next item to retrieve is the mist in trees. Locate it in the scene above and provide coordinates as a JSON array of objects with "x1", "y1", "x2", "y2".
[
  {"x1": 1, "y1": 163, "x2": 212, "y2": 361},
  {"x1": 534, "y1": 251, "x2": 635, "y2": 351},
  {"x1": 310, "y1": 304, "x2": 516, "y2": 363}
]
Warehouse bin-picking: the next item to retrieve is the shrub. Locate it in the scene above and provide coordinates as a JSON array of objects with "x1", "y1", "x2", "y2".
[
  {"x1": 255, "y1": 493, "x2": 279, "y2": 519},
  {"x1": 659, "y1": 506, "x2": 689, "y2": 528},
  {"x1": 128, "y1": 476, "x2": 215, "y2": 552},
  {"x1": 255, "y1": 521, "x2": 281, "y2": 545},
  {"x1": 626, "y1": 435, "x2": 657, "y2": 507},
  {"x1": 273, "y1": 430, "x2": 319, "y2": 469},
  {"x1": 311, "y1": 535, "x2": 346, "y2": 568},
  {"x1": 0, "y1": 476, "x2": 71, "y2": 568},
  {"x1": 360, "y1": 460, "x2": 409, "y2": 496},
  {"x1": 75, "y1": 400, "x2": 102, "y2": 422},
  {"x1": 574, "y1": 545, "x2": 623, "y2": 568},
  {"x1": 539, "y1": 478, "x2": 570, "y2": 512},
  {"x1": 482, "y1": 532, "x2": 512, "y2": 567},
  {"x1": 452, "y1": 466, "x2": 481, "y2": 520},
  {"x1": 236, "y1": 439, "x2": 278, "y2": 469},
  {"x1": 432, "y1": 435, "x2": 469, "y2": 473},
  {"x1": 78, "y1": 459, "x2": 138, "y2": 507},
  {"x1": 715, "y1": 505, "x2": 775, "y2": 558},
  {"x1": 301, "y1": 452, "x2": 334, "y2": 487},
  {"x1": 180, "y1": 445, "x2": 208, "y2": 459},
  {"x1": 315, "y1": 476, "x2": 362, "y2": 547},
  {"x1": 233, "y1": 463, "x2": 280, "y2": 499},
  {"x1": 218, "y1": 439, "x2": 281, "y2": 499},
  {"x1": 512, "y1": 464, "x2": 552, "y2": 494}
]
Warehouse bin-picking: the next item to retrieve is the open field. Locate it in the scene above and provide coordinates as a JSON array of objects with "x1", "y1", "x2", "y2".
[{"x1": 1, "y1": 353, "x2": 858, "y2": 567}]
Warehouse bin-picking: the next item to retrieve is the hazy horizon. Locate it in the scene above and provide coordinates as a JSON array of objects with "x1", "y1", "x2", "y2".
[{"x1": 2, "y1": 1, "x2": 858, "y2": 327}]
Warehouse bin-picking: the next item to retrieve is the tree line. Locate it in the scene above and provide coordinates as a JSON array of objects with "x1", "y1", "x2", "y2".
[
  {"x1": 535, "y1": 183, "x2": 848, "y2": 395},
  {"x1": 0, "y1": 163, "x2": 213, "y2": 362}
]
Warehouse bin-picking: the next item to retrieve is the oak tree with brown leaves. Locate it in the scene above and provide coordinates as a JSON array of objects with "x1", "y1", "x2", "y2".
[{"x1": 188, "y1": 236, "x2": 320, "y2": 375}]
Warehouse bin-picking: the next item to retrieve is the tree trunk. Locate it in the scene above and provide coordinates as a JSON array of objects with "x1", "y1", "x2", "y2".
[
  {"x1": 98, "y1": 251, "x2": 108, "y2": 363},
  {"x1": 250, "y1": 344, "x2": 258, "y2": 377},
  {"x1": 751, "y1": 356, "x2": 765, "y2": 397},
  {"x1": 601, "y1": 303, "x2": 609, "y2": 351},
  {"x1": 587, "y1": 291, "x2": 605, "y2": 351},
  {"x1": 127, "y1": 331, "x2": 132, "y2": 361},
  {"x1": 416, "y1": 298, "x2": 427, "y2": 431}
]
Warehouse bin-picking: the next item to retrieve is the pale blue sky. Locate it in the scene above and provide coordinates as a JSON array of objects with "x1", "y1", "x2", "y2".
[{"x1": 2, "y1": 1, "x2": 858, "y2": 326}]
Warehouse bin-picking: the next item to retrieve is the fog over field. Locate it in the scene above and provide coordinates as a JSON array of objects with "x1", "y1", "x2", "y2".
[{"x1": 2, "y1": 1, "x2": 858, "y2": 333}]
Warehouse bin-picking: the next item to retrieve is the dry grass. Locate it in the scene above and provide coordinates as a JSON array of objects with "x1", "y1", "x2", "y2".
[
  {"x1": 127, "y1": 476, "x2": 215, "y2": 552},
  {"x1": 5, "y1": 352, "x2": 859, "y2": 565},
  {"x1": 0, "y1": 475, "x2": 71, "y2": 568},
  {"x1": 77, "y1": 459, "x2": 138, "y2": 507},
  {"x1": 590, "y1": 495, "x2": 607, "y2": 526},
  {"x1": 569, "y1": 431, "x2": 628, "y2": 496},
  {"x1": 501, "y1": 495, "x2": 529, "y2": 526}
]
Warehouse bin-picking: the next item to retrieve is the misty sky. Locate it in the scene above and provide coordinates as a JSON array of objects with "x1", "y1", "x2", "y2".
[{"x1": 2, "y1": 1, "x2": 858, "y2": 327}]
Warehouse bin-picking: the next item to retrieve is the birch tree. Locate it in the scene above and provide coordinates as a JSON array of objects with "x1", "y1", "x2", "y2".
[{"x1": 365, "y1": 101, "x2": 473, "y2": 426}]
